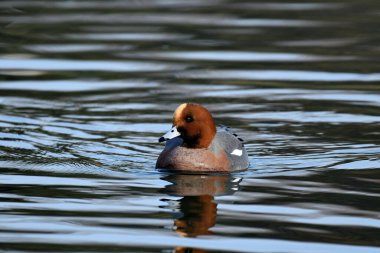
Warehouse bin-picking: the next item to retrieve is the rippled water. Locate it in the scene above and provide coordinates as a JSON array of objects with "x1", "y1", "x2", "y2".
[{"x1": 1, "y1": 0, "x2": 380, "y2": 252}]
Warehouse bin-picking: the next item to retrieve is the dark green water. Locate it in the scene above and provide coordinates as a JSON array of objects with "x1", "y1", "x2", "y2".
[{"x1": 1, "y1": 1, "x2": 380, "y2": 252}]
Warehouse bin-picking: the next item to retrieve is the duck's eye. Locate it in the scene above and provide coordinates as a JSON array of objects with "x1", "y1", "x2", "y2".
[{"x1": 185, "y1": 116, "x2": 193, "y2": 123}]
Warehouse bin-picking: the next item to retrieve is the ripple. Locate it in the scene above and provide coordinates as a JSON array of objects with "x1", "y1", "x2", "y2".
[
  {"x1": 277, "y1": 38, "x2": 360, "y2": 47},
  {"x1": 84, "y1": 103, "x2": 157, "y2": 112},
  {"x1": 0, "y1": 174, "x2": 121, "y2": 186},
  {"x1": 0, "y1": 197, "x2": 161, "y2": 213},
  {"x1": 0, "y1": 161, "x2": 125, "y2": 177},
  {"x1": 42, "y1": 126, "x2": 103, "y2": 139},
  {"x1": 293, "y1": 215, "x2": 380, "y2": 228},
  {"x1": 199, "y1": 88, "x2": 316, "y2": 98},
  {"x1": 0, "y1": 115, "x2": 42, "y2": 125},
  {"x1": 0, "y1": 232, "x2": 379, "y2": 253},
  {"x1": 0, "y1": 58, "x2": 185, "y2": 72},
  {"x1": 198, "y1": 88, "x2": 380, "y2": 106},
  {"x1": 0, "y1": 132, "x2": 56, "y2": 147},
  {"x1": 49, "y1": 121, "x2": 169, "y2": 133},
  {"x1": 232, "y1": 111, "x2": 380, "y2": 123},
  {"x1": 25, "y1": 44, "x2": 132, "y2": 53},
  {"x1": 220, "y1": 18, "x2": 329, "y2": 27},
  {"x1": 333, "y1": 160, "x2": 380, "y2": 170},
  {"x1": 0, "y1": 13, "x2": 329, "y2": 27},
  {"x1": 122, "y1": 51, "x2": 351, "y2": 62},
  {"x1": 65, "y1": 33, "x2": 191, "y2": 41},
  {"x1": 0, "y1": 80, "x2": 159, "y2": 92},
  {"x1": 180, "y1": 70, "x2": 380, "y2": 82},
  {"x1": 219, "y1": 203, "x2": 316, "y2": 216},
  {"x1": 0, "y1": 96, "x2": 71, "y2": 108},
  {"x1": 0, "y1": 0, "x2": 221, "y2": 9},
  {"x1": 231, "y1": 3, "x2": 343, "y2": 11},
  {"x1": 278, "y1": 92, "x2": 380, "y2": 107},
  {"x1": 0, "y1": 140, "x2": 36, "y2": 150}
]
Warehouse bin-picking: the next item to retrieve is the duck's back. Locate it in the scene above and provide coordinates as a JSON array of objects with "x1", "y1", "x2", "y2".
[{"x1": 209, "y1": 129, "x2": 249, "y2": 171}]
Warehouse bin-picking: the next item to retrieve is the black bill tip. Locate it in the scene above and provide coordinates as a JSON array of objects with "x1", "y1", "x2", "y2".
[{"x1": 158, "y1": 137, "x2": 166, "y2": 143}]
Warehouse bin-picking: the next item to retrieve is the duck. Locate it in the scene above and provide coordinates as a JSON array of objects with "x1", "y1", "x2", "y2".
[{"x1": 156, "y1": 103, "x2": 249, "y2": 172}]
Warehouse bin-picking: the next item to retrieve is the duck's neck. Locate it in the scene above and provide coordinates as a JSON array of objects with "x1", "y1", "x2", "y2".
[{"x1": 186, "y1": 125, "x2": 216, "y2": 149}]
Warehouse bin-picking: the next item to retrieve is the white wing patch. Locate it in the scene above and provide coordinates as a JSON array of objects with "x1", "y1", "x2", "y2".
[{"x1": 231, "y1": 149, "x2": 243, "y2": 156}]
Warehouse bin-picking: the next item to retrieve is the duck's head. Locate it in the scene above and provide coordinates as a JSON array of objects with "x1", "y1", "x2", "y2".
[{"x1": 159, "y1": 103, "x2": 217, "y2": 148}]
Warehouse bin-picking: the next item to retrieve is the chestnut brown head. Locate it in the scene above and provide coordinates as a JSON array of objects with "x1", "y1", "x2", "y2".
[{"x1": 159, "y1": 103, "x2": 217, "y2": 148}]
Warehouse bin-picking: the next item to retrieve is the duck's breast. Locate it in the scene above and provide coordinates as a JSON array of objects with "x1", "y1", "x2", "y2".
[{"x1": 156, "y1": 137, "x2": 231, "y2": 172}]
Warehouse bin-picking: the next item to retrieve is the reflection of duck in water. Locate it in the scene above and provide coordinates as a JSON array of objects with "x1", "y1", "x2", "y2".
[
  {"x1": 157, "y1": 103, "x2": 249, "y2": 172},
  {"x1": 161, "y1": 173, "x2": 242, "y2": 238},
  {"x1": 174, "y1": 195, "x2": 216, "y2": 237}
]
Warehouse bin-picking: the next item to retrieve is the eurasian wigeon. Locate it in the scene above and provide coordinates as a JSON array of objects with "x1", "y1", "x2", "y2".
[{"x1": 156, "y1": 103, "x2": 249, "y2": 172}]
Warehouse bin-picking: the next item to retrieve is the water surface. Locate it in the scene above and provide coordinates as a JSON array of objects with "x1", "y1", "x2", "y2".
[{"x1": 1, "y1": 0, "x2": 380, "y2": 252}]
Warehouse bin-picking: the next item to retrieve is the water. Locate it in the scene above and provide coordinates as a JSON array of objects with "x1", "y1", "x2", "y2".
[{"x1": 1, "y1": 0, "x2": 380, "y2": 252}]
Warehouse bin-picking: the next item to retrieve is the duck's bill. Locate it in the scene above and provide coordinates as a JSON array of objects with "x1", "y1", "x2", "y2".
[{"x1": 158, "y1": 126, "x2": 181, "y2": 142}]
